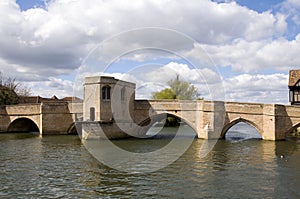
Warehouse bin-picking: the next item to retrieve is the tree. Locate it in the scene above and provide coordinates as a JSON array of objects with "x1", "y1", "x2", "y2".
[
  {"x1": 151, "y1": 75, "x2": 201, "y2": 127},
  {"x1": 0, "y1": 85, "x2": 19, "y2": 105},
  {"x1": 152, "y1": 88, "x2": 176, "y2": 100},
  {"x1": 152, "y1": 75, "x2": 200, "y2": 100},
  {"x1": 0, "y1": 72, "x2": 31, "y2": 105}
]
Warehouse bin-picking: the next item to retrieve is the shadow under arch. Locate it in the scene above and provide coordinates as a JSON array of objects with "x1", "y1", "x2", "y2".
[
  {"x1": 285, "y1": 122, "x2": 300, "y2": 137},
  {"x1": 138, "y1": 112, "x2": 197, "y2": 138},
  {"x1": 67, "y1": 122, "x2": 80, "y2": 135},
  {"x1": 7, "y1": 117, "x2": 40, "y2": 133},
  {"x1": 221, "y1": 118, "x2": 262, "y2": 139}
]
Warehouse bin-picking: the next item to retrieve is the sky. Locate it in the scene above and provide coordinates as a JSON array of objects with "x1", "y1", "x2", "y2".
[{"x1": 1, "y1": 0, "x2": 300, "y2": 104}]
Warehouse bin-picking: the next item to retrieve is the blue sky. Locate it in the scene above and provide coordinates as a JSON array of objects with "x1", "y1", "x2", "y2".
[
  {"x1": 18, "y1": 0, "x2": 282, "y2": 12},
  {"x1": 235, "y1": 0, "x2": 282, "y2": 12},
  {"x1": 16, "y1": 0, "x2": 47, "y2": 10},
  {"x1": 1, "y1": 0, "x2": 299, "y2": 103}
]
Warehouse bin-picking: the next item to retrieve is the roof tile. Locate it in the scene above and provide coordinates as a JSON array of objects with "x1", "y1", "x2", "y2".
[{"x1": 289, "y1": 70, "x2": 300, "y2": 86}]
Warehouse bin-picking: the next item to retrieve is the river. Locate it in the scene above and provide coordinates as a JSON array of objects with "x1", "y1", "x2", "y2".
[{"x1": 0, "y1": 124, "x2": 300, "y2": 198}]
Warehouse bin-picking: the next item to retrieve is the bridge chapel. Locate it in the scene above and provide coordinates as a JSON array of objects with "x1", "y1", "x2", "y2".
[{"x1": 289, "y1": 70, "x2": 300, "y2": 105}]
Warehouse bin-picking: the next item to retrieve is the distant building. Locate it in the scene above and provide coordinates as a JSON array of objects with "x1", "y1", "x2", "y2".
[{"x1": 289, "y1": 70, "x2": 300, "y2": 105}]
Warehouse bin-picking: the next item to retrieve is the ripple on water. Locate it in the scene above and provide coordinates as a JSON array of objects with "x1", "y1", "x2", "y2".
[{"x1": 0, "y1": 132, "x2": 300, "y2": 198}]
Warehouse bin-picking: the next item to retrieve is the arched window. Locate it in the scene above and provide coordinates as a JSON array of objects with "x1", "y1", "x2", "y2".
[
  {"x1": 102, "y1": 86, "x2": 111, "y2": 100},
  {"x1": 121, "y1": 87, "x2": 125, "y2": 101}
]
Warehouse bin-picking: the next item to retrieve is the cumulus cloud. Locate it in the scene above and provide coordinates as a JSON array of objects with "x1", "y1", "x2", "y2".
[
  {"x1": 28, "y1": 77, "x2": 74, "y2": 98},
  {"x1": 287, "y1": 0, "x2": 300, "y2": 7},
  {"x1": 201, "y1": 35, "x2": 300, "y2": 72},
  {"x1": 78, "y1": 62, "x2": 225, "y2": 100},
  {"x1": 0, "y1": 0, "x2": 297, "y2": 103},
  {"x1": 73, "y1": 62, "x2": 289, "y2": 103},
  {"x1": 0, "y1": 0, "x2": 289, "y2": 70},
  {"x1": 223, "y1": 73, "x2": 288, "y2": 103}
]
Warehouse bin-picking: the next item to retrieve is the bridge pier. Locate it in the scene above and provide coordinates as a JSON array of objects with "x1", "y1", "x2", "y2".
[
  {"x1": 196, "y1": 101, "x2": 226, "y2": 140},
  {"x1": 262, "y1": 104, "x2": 282, "y2": 140},
  {"x1": 81, "y1": 76, "x2": 300, "y2": 141},
  {"x1": 197, "y1": 128, "x2": 220, "y2": 139},
  {"x1": 262, "y1": 104, "x2": 295, "y2": 140},
  {"x1": 3, "y1": 76, "x2": 299, "y2": 140}
]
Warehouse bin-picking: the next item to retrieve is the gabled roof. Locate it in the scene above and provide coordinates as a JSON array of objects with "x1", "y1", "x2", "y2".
[
  {"x1": 289, "y1": 70, "x2": 300, "y2": 87},
  {"x1": 51, "y1": 95, "x2": 58, "y2": 100}
]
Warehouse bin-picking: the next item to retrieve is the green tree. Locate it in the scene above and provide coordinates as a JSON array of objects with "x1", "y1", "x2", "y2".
[
  {"x1": 152, "y1": 88, "x2": 176, "y2": 100},
  {"x1": 151, "y1": 75, "x2": 200, "y2": 127},
  {"x1": 0, "y1": 72, "x2": 31, "y2": 105},
  {"x1": 152, "y1": 75, "x2": 200, "y2": 100}
]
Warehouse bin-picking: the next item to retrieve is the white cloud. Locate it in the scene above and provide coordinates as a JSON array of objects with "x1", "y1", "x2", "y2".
[
  {"x1": 223, "y1": 73, "x2": 288, "y2": 103},
  {"x1": 101, "y1": 62, "x2": 225, "y2": 100},
  {"x1": 0, "y1": 0, "x2": 287, "y2": 70},
  {"x1": 74, "y1": 62, "x2": 289, "y2": 104},
  {"x1": 0, "y1": 0, "x2": 297, "y2": 104},
  {"x1": 281, "y1": 0, "x2": 300, "y2": 25},
  {"x1": 28, "y1": 77, "x2": 74, "y2": 98},
  {"x1": 286, "y1": 0, "x2": 300, "y2": 8},
  {"x1": 201, "y1": 35, "x2": 300, "y2": 72}
]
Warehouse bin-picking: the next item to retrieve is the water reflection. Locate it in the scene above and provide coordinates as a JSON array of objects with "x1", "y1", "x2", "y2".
[
  {"x1": 0, "y1": 130, "x2": 300, "y2": 198},
  {"x1": 273, "y1": 139, "x2": 300, "y2": 198},
  {"x1": 113, "y1": 126, "x2": 196, "y2": 153},
  {"x1": 0, "y1": 132, "x2": 39, "y2": 141},
  {"x1": 225, "y1": 122, "x2": 262, "y2": 140}
]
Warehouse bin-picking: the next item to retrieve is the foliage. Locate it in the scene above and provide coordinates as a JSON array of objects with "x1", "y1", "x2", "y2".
[
  {"x1": 151, "y1": 75, "x2": 200, "y2": 126},
  {"x1": 165, "y1": 116, "x2": 181, "y2": 127},
  {"x1": 0, "y1": 72, "x2": 31, "y2": 105},
  {"x1": 152, "y1": 75, "x2": 200, "y2": 100},
  {"x1": 0, "y1": 85, "x2": 19, "y2": 105},
  {"x1": 152, "y1": 88, "x2": 176, "y2": 100}
]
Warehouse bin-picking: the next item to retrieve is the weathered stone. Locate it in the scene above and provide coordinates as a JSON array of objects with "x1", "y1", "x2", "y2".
[
  {"x1": 0, "y1": 102, "x2": 81, "y2": 135},
  {"x1": 1, "y1": 76, "x2": 300, "y2": 140}
]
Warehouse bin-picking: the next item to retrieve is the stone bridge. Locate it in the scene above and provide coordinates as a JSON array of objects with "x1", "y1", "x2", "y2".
[
  {"x1": 1, "y1": 76, "x2": 300, "y2": 141},
  {"x1": 0, "y1": 102, "x2": 82, "y2": 135},
  {"x1": 132, "y1": 100, "x2": 300, "y2": 140},
  {"x1": 81, "y1": 76, "x2": 300, "y2": 141}
]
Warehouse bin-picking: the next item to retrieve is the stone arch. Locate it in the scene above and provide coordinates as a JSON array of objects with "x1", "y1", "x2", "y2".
[
  {"x1": 67, "y1": 122, "x2": 80, "y2": 135},
  {"x1": 7, "y1": 117, "x2": 40, "y2": 133},
  {"x1": 285, "y1": 122, "x2": 300, "y2": 136},
  {"x1": 138, "y1": 112, "x2": 197, "y2": 136},
  {"x1": 221, "y1": 117, "x2": 262, "y2": 139}
]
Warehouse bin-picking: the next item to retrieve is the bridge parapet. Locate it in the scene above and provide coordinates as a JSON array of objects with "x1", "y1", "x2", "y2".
[
  {"x1": 5, "y1": 103, "x2": 41, "y2": 115},
  {"x1": 224, "y1": 102, "x2": 264, "y2": 115},
  {"x1": 134, "y1": 99, "x2": 199, "y2": 123}
]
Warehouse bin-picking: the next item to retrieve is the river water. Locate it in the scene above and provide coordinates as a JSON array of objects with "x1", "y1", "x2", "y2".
[{"x1": 1, "y1": 124, "x2": 300, "y2": 198}]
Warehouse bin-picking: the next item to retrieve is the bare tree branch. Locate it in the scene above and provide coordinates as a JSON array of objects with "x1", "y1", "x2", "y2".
[{"x1": 0, "y1": 71, "x2": 31, "y2": 105}]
